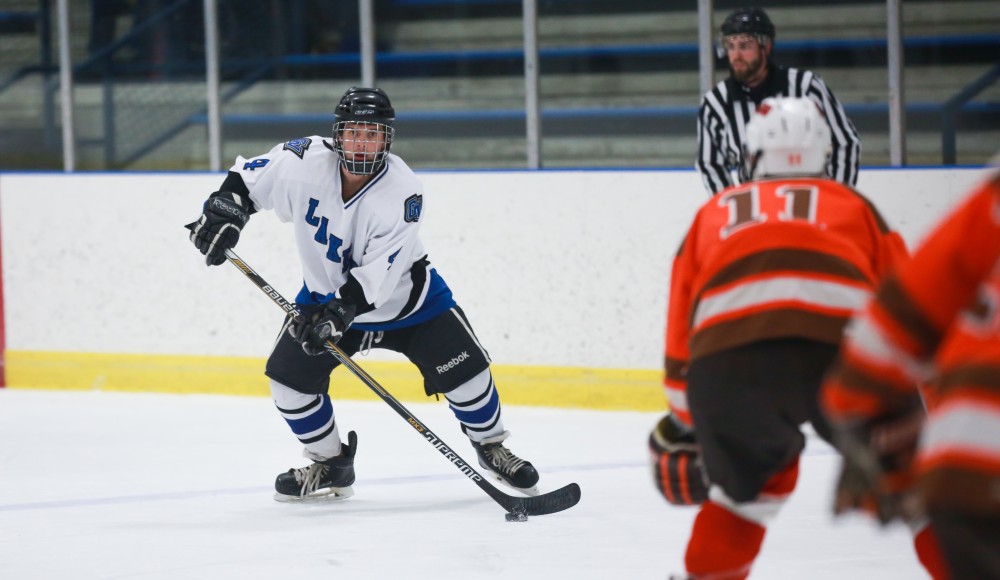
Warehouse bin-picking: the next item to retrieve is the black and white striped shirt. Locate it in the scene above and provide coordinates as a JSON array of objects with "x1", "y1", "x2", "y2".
[{"x1": 696, "y1": 62, "x2": 860, "y2": 196}]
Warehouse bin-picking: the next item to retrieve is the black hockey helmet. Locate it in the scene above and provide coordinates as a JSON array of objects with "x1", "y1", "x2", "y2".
[
  {"x1": 720, "y1": 7, "x2": 776, "y2": 41},
  {"x1": 333, "y1": 87, "x2": 395, "y2": 175},
  {"x1": 334, "y1": 86, "x2": 395, "y2": 126}
]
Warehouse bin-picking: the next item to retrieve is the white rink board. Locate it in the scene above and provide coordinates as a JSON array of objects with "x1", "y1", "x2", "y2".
[{"x1": 0, "y1": 167, "x2": 988, "y2": 369}]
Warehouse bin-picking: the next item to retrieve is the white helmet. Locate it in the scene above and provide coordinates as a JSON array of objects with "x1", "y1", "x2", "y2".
[{"x1": 744, "y1": 97, "x2": 832, "y2": 179}]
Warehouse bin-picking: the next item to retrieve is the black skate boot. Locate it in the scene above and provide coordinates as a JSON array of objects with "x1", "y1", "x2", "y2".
[
  {"x1": 274, "y1": 431, "x2": 357, "y2": 502},
  {"x1": 470, "y1": 431, "x2": 540, "y2": 496}
]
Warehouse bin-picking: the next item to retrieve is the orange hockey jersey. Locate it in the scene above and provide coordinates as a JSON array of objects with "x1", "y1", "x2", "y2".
[
  {"x1": 823, "y1": 170, "x2": 1000, "y2": 513},
  {"x1": 664, "y1": 177, "x2": 907, "y2": 426}
]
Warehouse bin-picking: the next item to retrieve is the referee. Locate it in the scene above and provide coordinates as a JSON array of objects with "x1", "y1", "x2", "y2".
[{"x1": 696, "y1": 7, "x2": 861, "y2": 196}]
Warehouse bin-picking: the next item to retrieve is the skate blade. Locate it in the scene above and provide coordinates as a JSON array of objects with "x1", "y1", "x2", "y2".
[{"x1": 273, "y1": 485, "x2": 355, "y2": 503}]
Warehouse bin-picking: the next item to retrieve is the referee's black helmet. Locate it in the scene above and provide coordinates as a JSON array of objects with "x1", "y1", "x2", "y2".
[{"x1": 720, "y1": 7, "x2": 776, "y2": 40}]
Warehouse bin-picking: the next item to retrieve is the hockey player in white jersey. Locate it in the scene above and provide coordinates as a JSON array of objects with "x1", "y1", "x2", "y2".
[{"x1": 188, "y1": 87, "x2": 540, "y2": 501}]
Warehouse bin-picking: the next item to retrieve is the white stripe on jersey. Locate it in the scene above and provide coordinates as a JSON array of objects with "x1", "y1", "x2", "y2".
[
  {"x1": 691, "y1": 276, "x2": 870, "y2": 329},
  {"x1": 922, "y1": 399, "x2": 1000, "y2": 459}
]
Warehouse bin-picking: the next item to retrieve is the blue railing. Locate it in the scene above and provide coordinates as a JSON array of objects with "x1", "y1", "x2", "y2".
[
  {"x1": 942, "y1": 63, "x2": 1000, "y2": 165},
  {"x1": 193, "y1": 102, "x2": 1000, "y2": 129},
  {"x1": 280, "y1": 34, "x2": 1000, "y2": 68}
]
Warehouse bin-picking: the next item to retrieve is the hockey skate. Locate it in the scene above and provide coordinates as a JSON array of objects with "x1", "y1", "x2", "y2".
[
  {"x1": 274, "y1": 431, "x2": 357, "y2": 502},
  {"x1": 470, "y1": 431, "x2": 540, "y2": 496}
]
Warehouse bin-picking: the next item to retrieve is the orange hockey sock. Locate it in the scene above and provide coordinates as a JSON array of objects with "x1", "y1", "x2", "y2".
[
  {"x1": 913, "y1": 523, "x2": 949, "y2": 580},
  {"x1": 684, "y1": 500, "x2": 766, "y2": 580},
  {"x1": 683, "y1": 460, "x2": 799, "y2": 579}
]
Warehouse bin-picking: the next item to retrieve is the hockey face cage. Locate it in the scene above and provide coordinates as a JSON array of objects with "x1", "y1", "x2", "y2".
[{"x1": 333, "y1": 121, "x2": 395, "y2": 176}]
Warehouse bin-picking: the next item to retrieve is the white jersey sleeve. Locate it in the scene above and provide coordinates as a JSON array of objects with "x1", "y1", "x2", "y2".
[{"x1": 230, "y1": 136, "x2": 323, "y2": 222}]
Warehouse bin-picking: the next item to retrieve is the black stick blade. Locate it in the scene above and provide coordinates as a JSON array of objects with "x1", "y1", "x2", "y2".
[{"x1": 505, "y1": 482, "x2": 581, "y2": 516}]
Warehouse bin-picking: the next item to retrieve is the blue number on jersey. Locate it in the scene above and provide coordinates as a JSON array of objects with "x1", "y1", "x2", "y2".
[{"x1": 243, "y1": 158, "x2": 269, "y2": 171}]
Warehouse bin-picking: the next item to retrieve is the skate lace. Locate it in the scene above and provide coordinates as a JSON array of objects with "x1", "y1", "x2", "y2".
[
  {"x1": 293, "y1": 463, "x2": 330, "y2": 495},
  {"x1": 484, "y1": 444, "x2": 527, "y2": 476}
]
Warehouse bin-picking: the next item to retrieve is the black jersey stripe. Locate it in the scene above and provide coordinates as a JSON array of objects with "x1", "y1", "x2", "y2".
[{"x1": 388, "y1": 255, "x2": 430, "y2": 322}]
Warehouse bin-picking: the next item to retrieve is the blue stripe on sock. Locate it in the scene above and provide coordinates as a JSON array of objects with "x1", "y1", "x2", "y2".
[
  {"x1": 283, "y1": 394, "x2": 333, "y2": 436},
  {"x1": 449, "y1": 385, "x2": 499, "y2": 426}
]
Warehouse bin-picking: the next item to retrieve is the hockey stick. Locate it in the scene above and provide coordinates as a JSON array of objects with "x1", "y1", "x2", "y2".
[{"x1": 220, "y1": 247, "x2": 581, "y2": 517}]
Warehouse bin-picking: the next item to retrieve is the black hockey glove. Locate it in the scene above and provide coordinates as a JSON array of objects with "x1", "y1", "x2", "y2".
[
  {"x1": 648, "y1": 412, "x2": 710, "y2": 506},
  {"x1": 830, "y1": 402, "x2": 925, "y2": 525},
  {"x1": 288, "y1": 299, "x2": 357, "y2": 356},
  {"x1": 187, "y1": 191, "x2": 251, "y2": 266}
]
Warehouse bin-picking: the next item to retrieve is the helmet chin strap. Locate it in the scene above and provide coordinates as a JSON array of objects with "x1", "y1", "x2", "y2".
[
  {"x1": 340, "y1": 156, "x2": 378, "y2": 176},
  {"x1": 340, "y1": 159, "x2": 381, "y2": 177}
]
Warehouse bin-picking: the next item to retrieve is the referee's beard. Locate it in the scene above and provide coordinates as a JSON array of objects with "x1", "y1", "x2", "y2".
[{"x1": 730, "y1": 54, "x2": 767, "y2": 88}]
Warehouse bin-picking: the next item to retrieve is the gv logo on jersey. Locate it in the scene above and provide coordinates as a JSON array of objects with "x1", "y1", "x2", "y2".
[{"x1": 404, "y1": 194, "x2": 422, "y2": 223}]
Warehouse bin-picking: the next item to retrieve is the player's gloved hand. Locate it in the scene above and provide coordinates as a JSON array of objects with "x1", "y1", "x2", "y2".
[
  {"x1": 187, "y1": 191, "x2": 251, "y2": 266},
  {"x1": 830, "y1": 403, "x2": 924, "y2": 525},
  {"x1": 288, "y1": 299, "x2": 357, "y2": 356},
  {"x1": 648, "y1": 412, "x2": 710, "y2": 506}
]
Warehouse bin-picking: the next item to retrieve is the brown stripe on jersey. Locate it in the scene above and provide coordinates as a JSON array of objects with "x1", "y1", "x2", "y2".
[
  {"x1": 936, "y1": 365, "x2": 1000, "y2": 394},
  {"x1": 832, "y1": 359, "x2": 923, "y2": 408},
  {"x1": 876, "y1": 276, "x2": 943, "y2": 355},
  {"x1": 689, "y1": 309, "x2": 848, "y2": 359},
  {"x1": 665, "y1": 356, "x2": 688, "y2": 381},
  {"x1": 698, "y1": 248, "x2": 870, "y2": 297},
  {"x1": 921, "y1": 467, "x2": 1000, "y2": 513}
]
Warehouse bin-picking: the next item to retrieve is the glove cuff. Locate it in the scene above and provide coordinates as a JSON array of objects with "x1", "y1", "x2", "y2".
[
  {"x1": 314, "y1": 297, "x2": 356, "y2": 333},
  {"x1": 651, "y1": 413, "x2": 699, "y2": 453}
]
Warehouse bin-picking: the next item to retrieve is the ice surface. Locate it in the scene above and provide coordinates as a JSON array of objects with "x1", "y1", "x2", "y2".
[{"x1": 0, "y1": 390, "x2": 925, "y2": 579}]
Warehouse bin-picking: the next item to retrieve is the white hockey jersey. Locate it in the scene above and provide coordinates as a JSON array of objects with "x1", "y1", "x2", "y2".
[{"x1": 231, "y1": 136, "x2": 455, "y2": 330}]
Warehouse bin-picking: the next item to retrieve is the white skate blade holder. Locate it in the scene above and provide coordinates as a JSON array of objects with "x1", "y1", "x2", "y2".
[{"x1": 273, "y1": 485, "x2": 355, "y2": 503}]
